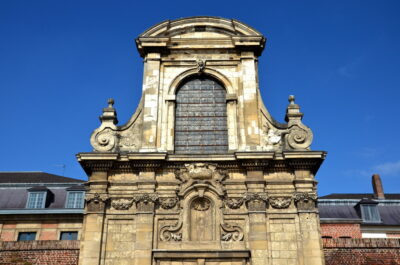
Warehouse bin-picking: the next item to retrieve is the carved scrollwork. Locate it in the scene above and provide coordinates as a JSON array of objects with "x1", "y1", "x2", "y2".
[
  {"x1": 269, "y1": 196, "x2": 292, "y2": 209},
  {"x1": 91, "y1": 128, "x2": 117, "y2": 152},
  {"x1": 160, "y1": 221, "x2": 182, "y2": 242},
  {"x1": 111, "y1": 198, "x2": 134, "y2": 210},
  {"x1": 244, "y1": 192, "x2": 268, "y2": 211},
  {"x1": 159, "y1": 197, "x2": 178, "y2": 210},
  {"x1": 221, "y1": 223, "x2": 244, "y2": 242},
  {"x1": 286, "y1": 125, "x2": 313, "y2": 150}
]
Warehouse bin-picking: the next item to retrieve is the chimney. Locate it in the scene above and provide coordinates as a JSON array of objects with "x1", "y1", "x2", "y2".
[{"x1": 372, "y1": 174, "x2": 385, "y2": 199}]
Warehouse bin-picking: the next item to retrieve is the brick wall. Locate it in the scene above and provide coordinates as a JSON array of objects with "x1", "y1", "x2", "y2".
[
  {"x1": 0, "y1": 240, "x2": 79, "y2": 265},
  {"x1": 323, "y1": 238, "x2": 400, "y2": 265},
  {"x1": 321, "y1": 223, "x2": 362, "y2": 238}
]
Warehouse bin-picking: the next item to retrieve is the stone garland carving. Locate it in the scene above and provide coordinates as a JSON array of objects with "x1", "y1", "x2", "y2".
[
  {"x1": 224, "y1": 197, "x2": 244, "y2": 209},
  {"x1": 111, "y1": 198, "x2": 134, "y2": 210},
  {"x1": 159, "y1": 197, "x2": 178, "y2": 210},
  {"x1": 221, "y1": 223, "x2": 244, "y2": 242},
  {"x1": 160, "y1": 221, "x2": 182, "y2": 242},
  {"x1": 269, "y1": 196, "x2": 292, "y2": 209}
]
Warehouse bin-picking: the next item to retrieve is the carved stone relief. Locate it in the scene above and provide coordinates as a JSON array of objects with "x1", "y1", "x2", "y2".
[
  {"x1": 133, "y1": 193, "x2": 159, "y2": 212},
  {"x1": 159, "y1": 197, "x2": 179, "y2": 210},
  {"x1": 85, "y1": 193, "x2": 109, "y2": 211},
  {"x1": 293, "y1": 192, "x2": 317, "y2": 210},
  {"x1": 221, "y1": 223, "x2": 244, "y2": 242},
  {"x1": 269, "y1": 196, "x2": 292, "y2": 209},
  {"x1": 160, "y1": 221, "x2": 182, "y2": 242},
  {"x1": 111, "y1": 198, "x2": 134, "y2": 210}
]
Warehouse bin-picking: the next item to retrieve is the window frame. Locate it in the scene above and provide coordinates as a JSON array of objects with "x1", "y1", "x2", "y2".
[
  {"x1": 26, "y1": 191, "x2": 47, "y2": 209},
  {"x1": 60, "y1": 231, "x2": 79, "y2": 240},
  {"x1": 17, "y1": 231, "x2": 37, "y2": 241},
  {"x1": 360, "y1": 204, "x2": 381, "y2": 223},
  {"x1": 65, "y1": 191, "x2": 85, "y2": 209}
]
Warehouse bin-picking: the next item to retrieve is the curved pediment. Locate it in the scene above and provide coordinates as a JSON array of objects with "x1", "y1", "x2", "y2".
[
  {"x1": 139, "y1": 16, "x2": 263, "y2": 38},
  {"x1": 136, "y1": 16, "x2": 266, "y2": 57}
]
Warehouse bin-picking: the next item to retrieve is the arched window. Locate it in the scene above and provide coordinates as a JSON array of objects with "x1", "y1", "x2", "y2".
[{"x1": 175, "y1": 76, "x2": 228, "y2": 154}]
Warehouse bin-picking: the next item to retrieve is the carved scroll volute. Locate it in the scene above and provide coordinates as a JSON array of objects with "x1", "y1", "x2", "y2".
[
  {"x1": 293, "y1": 192, "x2": 317, "y2": 210},
  {"x1": 90, "y1": 98, "x2": 119, "y2": 152},
  {"x1": 285, "y1": 95, "x2": 313, "y2": 150},
  {"x1": 160, "y1": 221, "x2": 182, "y2": 242},
  {"x1": 85, "y1": 193, "x2": 109, "y2": 212},
  {"x1": 221, "y1": 223, "x2": 244, "y2": 242}
]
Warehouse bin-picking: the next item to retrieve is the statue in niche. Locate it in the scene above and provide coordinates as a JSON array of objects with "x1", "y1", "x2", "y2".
[{"x1": 190, "y1": 197, "x2": 214, "y2": 241}]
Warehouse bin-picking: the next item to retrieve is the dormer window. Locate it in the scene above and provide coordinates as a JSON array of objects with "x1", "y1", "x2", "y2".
[
  {"x1": 357, "y1": 198, "x2": 381, "y2": 223},
  {"x1": 26, "y1": 187, "x2": 48, "y2": 208},
  {"x1": 65, "y1": 186, "x2": 85, "y2": 208},
  {"x1": 66, "y1": 191, "x2": 84, "y2": 208},
  {"x1": 361, "y1": 204, "x2": 381, "y2": 223}
]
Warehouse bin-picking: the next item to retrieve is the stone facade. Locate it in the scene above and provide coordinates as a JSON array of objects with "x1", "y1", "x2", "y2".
[{"x1": 77, "y1": 17, "x2": 326, "y2": 265}]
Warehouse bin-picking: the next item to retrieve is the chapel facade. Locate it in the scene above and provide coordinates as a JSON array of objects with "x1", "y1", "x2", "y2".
[{"x1": 77, "y1": 17, "x2": 326, "y2": 265}]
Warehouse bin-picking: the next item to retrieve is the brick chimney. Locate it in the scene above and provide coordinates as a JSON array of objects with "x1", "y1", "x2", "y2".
[{"x1": 372, "y1": 174, "x2": 385, "y2": 199}]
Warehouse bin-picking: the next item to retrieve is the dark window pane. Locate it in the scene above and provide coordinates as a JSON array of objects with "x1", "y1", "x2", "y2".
[
  {"x1": 361, "y1": 205, "x2": 381, "y2": 222},
  {"x1": 18, "y1": 232, "x2": 36, "y2": 241},
  {"x1": 60, "y1": 231, "x2": 78, "y2": 240},
  {"x1": 175, "y1": 77, "x2": 228, "y2": 154}
]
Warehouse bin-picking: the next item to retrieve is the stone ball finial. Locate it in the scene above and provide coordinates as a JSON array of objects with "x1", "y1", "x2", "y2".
[
  {"x1": 107, "y1": 98, "x2": 115, "y2": 108},
  {"x1": 288, "y1": 95, "x2": 295, "y2": 105}
]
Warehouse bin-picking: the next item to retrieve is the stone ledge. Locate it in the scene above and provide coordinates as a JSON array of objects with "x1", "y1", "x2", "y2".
[
  {"x1": 323, "y1": 238, "x2": 400, "y2": 248},
  {"x1": 0, "y1": 240, "x2": 80, "y2": 251}
]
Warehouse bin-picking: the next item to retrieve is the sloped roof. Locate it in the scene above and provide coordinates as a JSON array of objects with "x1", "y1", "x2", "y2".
[
  {"x1": 319, "y1": 193, "x2": 400, "y2": 200},
  {"x1": 0, "y1": 172, "x2": 85, "y2": 184}
]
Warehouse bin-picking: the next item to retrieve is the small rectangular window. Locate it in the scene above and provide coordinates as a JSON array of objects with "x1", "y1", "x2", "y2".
[
  {"x1": 26, "y1": 192, "x2": 46, "y2": 208},
  {"x1": 361, "y1": 205, "x2": 381, "y2": 223},
  {"x1": 60, "y1": 231, "x2": 78, "y2": 240},
  {"x1": 18, "y1": 232, "x2": 36, "y2": 241},
  {"x1": 66, "y1": 191, "x2": 84, "y2": 208}
]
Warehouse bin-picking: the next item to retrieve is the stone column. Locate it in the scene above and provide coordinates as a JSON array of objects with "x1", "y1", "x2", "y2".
[
  {"x1": 79, "y1": 170, "x2": 109, "y2": 265},
  {"x1": 133, "y1": 171, "x2": 157, "y2": 265},
  {"x1": 293, "y1": 167, "x2": 325, "y2": 265},
  {"x1": 141, "y1": 53, "x2": 161, "y2": 151},
  {"x1": 245, "y1": 169, "x2": 269, "y2": 265}
]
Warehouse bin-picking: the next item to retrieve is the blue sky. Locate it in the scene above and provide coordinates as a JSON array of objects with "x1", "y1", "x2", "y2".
[{"x1": 1, "y1": 0, "x2": 399, "y2": 196}]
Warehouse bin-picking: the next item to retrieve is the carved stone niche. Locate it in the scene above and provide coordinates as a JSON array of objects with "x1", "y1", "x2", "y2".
[
  {"x1": 293, "y1": 192, "x2": 317, "y2": 211},
  {"x1": 85, "y1": 193, "x2": 109, "y2": 212},
  {"x1": 190, "y1": 197, "x2": 214, "y2": 241}
]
